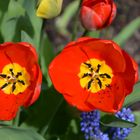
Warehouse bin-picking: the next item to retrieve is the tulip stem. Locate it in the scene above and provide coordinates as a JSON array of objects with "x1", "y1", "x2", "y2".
[
  {"x1": 12, "y1": 108, "x2": 21, "y2": 127},
  {"x1": 71, "y1": 18, "x2": 79, "y2": 40},
  {"x1": 82, "y1": 30, "x2": 88, "y2": 36}
]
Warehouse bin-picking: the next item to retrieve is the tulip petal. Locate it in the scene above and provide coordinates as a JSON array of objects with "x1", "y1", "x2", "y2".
[
  {"x1": 80, "y1": 0, "x2": 117, "y2": 30},
  {"x1": 78, "y1": 39, "x2": 126, "y2": 73},
  {"x1": 49, "y1": 44, "x2": 88, "y2": 96},
  {"x1": 23, "y1": 64, "x2": 42, "y2": 107},
  {"x1": 86, "y1": 75, "x2": 125, "y2": 113},
  {"x1": 49, "y1": 37, "x2": 138, "y2": 113},
  {"x1": 121, "y1": 50, "x2": 138, "y2": 95},
  {"x1": 0, "y1": 94, "x2": 18, "y2": 120},
  {"x1": 0, "y1": 42, "x2": 42, "y2": 120},
  {"x1": 92, "y1": 3, "x2": 111, "y2": 25},
  {"x1": 80, "y1": 6, "x2": 103, "y2": 30},
  {"x1": 36, "y1": 0, "x2": 63, "y2": 19}
]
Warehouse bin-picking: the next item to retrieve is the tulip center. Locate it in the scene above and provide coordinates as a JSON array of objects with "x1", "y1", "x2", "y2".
[
  {"x1": 0, "y1": 63, "x2": 30, "y2": 95},
  {"x1": 78, "y1": 59, "x2": 113, "y2": 93}
]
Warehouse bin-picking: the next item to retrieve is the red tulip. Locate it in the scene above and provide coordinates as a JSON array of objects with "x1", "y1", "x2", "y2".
[
  {"x1": 80, "y1": 0, "x2": 117, "y2": 30},
  {"x1": 49, "y1": 37, "x2": 138, "y2": 113},
  {"x1": 0, "y1": 42, "x2": 42, "y2": 120}
]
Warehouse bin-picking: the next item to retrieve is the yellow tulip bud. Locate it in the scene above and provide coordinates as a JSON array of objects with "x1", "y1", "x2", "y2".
[{"x1": 36, "y1": 0, "x2": 63, "y2": 19}]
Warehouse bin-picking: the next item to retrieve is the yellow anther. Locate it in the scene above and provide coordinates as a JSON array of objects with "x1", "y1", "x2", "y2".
[
  {"x1": 78, "y1": 59, "x2": 113, "y2": 93},
  {"x1": 0, "y1": 63, "x2": 30, "y2": 95}
]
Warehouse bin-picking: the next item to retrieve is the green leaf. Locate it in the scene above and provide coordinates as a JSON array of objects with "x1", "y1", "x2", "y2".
[
  {"x1": 0, "y1": 0, "x2": 43, "y2": 48},
  {"x1": 0, "y1": 0, "x2": 10, "y2": 24},
  {"x1": 47, "y1": 100, "x2": 72, "y2": 135},
  {"x1": 124, "y1": 82, "x2": 140, "y2": 107},
  {"x1": 24, "y1": 86, "x2": 73, "y2": 137},
  {"x1": 25, "y1": 87, "x2": 62, "y2": 130},
  {"x1": 14, "y1": 15, "x2": 34, "y2": 42},
  {"x1": 22, "y1": 0, "x2": 42, "y2": 51},
  {"x1": 7, "y1": 0, "x2": 25, "y2": 18},
  {"x1": 113, "y1": 17, "x2": 140, "y2": 46},
  {"x1": 21, "y1": 30, "x2": 34, "y2": 46},
  {"x1": 133, "y1": 111, "x2": 140, "y2": 123},
  {"x1": 100, "y1": 114, "x2": 137, "y2": 128},
  {"x1": 59, "y1": 119, "x2": 84, "y2": 140},
  {"x1": 40, "y1": 34, "x2": 55, "y2": 87},
  {"x1": 40, "y1": 34, "x2": 55, "y2": 66},
  {"x1": 0, "y1": 0, "x2": 10, "y2": 13},
  {"x1": 0, "y1": 127, "x2": 45, "y2": 140},
  {"x1": 0, "y1": 0, "x2": 25, "y2": 41},
  {"x1": 127, "y1": 111, "x2": 140, "y2": 140},
  {"x1": 1, "y1": 17, "x2": 18, "y2": 41},
  {"x1": 0, "y1": 32, "x2": 4, "y2": 43},
  {"x1": 127, "y1": 125, "x2": 140, "y2": 140}
]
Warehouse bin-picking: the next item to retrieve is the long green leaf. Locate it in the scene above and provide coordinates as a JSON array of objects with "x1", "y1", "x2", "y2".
[
  {"x1": 0, "y1": 127, "x2": 45, "y2": 140},
  {"x1": 25, "y1": 87, "x2": 62, "y2": 130},
  {"x1": 113, "y1": 17, "x2": 140, "y2": 46},
  {"x1": 21, "y1": 30, "x2": 35, "y2": 46},
  {"x1": 0, "y1": 0, "x2": 10, "y2": 25},
  {"x1": 1, "y1": 0, "x2": 25, "y2": 41},
  {"x1": 124, "y1": 82, "x2": 140, "y2": 107},
  {"x1": 22, "y1": 0, "x2": 42, "y2": 51},
  {"x1": 127, "y1": 111, "x2": 140, "y2": 140},
  {"x1": 40, "y1": 34, "x2": 55, "y2": 87},
  {"x1": 100, "y1": 114, "x2": 136, "y2": 128},
  {"x1": 127, "y1": 125, "x2": 140, "y2": 140}
]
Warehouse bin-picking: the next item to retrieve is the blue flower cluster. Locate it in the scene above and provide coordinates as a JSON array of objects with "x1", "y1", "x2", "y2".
[
  {"x1": 80, "y1": 110, "x2": 109, "y2": 140},
  {"x1": 80, "y1": 108, "x2": 134, "y2": 140},
  {"x1": 110, "y1": 108, "x2": 135, "y2": 140}
]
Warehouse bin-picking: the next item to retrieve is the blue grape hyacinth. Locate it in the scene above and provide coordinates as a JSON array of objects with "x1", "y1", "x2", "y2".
[
  {"x1": 110, "y1": 108, "x2": 135, "y2": 140},
  {"x1": 80, "y1": 108, "x2": 134, "y2": 140},
  {"x1": 80, "y1": 110, "x2": 109, "y2": 140}
]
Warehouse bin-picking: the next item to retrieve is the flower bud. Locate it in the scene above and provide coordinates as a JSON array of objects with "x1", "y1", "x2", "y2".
[
  {"x1": 80, "y1": 0, "x2": 117, "y2": 30},
  {"x1": 36, "y1": 0, "x2": 63, "y2": 19}
]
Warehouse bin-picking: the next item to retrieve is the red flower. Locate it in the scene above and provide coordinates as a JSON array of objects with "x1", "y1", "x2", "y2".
[
  {"x1": 80, "y1": 0, "x2": 117, "y2": 30},
  {"x1": 49, "y1": 37, "x2": 138, "y2": 113},
  {"x1": 0, "y1": 42, "x2": 42, "y2": 120}
]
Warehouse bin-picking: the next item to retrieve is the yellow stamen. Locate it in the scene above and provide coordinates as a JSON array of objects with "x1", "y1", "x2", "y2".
[
  {"x1": 78, "y1": 59, "x2": 113, "y2": 93},
  {"x1": 0, "y1": 63, "x2": 30, "y2": 95}
]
